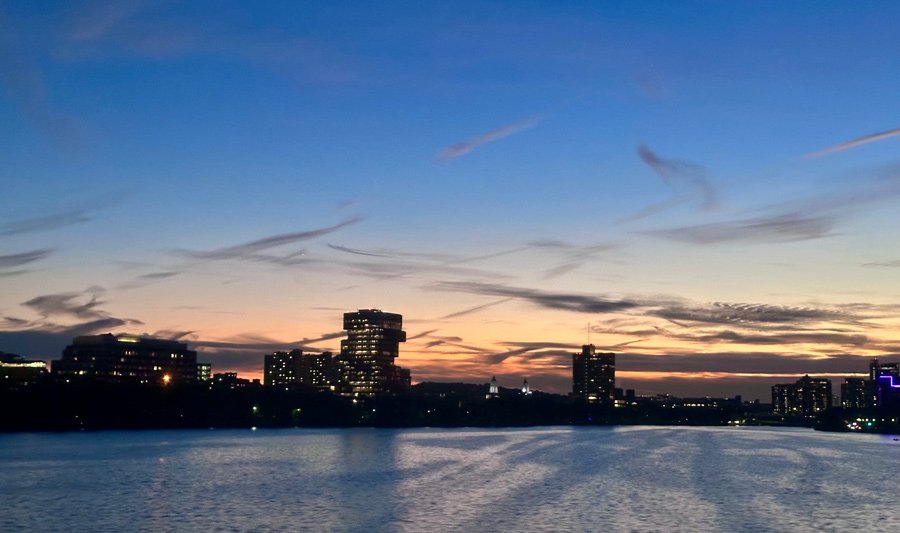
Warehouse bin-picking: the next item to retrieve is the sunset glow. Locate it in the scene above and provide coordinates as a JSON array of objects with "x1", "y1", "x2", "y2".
[{"x1": 2, "y1": 2, "x2": 900, "y2": 401}]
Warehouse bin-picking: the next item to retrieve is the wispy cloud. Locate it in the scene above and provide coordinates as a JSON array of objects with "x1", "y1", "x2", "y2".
[
  {"x1": 805, "y1": 127, "x2": 900, "y2": 159},
  {"x1": 174, "y1": 218, "x2": 360, "y2": 261},
  {"x1": 527, "y1": 240, "x2": 617, "y2": 279},
  {"x1": 0, "y1": 249, "x2": 54, "y2": 268},
  {"x1": 432, "y1": 281, "x2": 641, "y2": 314},
  {"x1": 648, "y1": 301, "x2": 854, "y2": 327},
  {"x1": 327, "y1": 244, "x2": 392, "y2": 258},
  {"x1": 59, "y1": 1, "x2": 363, "y2": 84},
  {"x1": 437, "y1": 115, "x2": 541, "y2": 161},
  {"x1": 0, "y1": 6, "x2": 83, "y2": 154},
  {"x1": 657, "y1": 328, "x2": 869, "y2": 348},
  {"x1": 189, "y1": 331, "x2": 345, "y2": 352},
  {"x1": 0, "y1": 209, "x2": 92, "y2": 237},
  {"x1": 646, "y1": 162, "x2": 900, "y2": 245},
  {"x1": 439, "y1": 298, "x2": 513, "y2": 320},
  {"x1": 644, "y1": 212, "x2": 834, "y2": 244},
  {"x1": 136, "y1": 271, "x2": 180, "y2": 280},
  {"x1": 617, "y1": 352, "x2": 874, "y2": 375},
  {"x1": 22, "y1": 288, "x2": 109, "y2": 320},
  {"x1": 621, "y1": 145, "x2": 719, "y2": 222},
  {"x1": 863, "y1": 259, "x2": 900, "y2": 268}
]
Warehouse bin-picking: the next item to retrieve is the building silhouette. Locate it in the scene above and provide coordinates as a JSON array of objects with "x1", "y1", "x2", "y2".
[
  {"x1": 0, "y1": 353, "x2": 47, "y2": 387},
  {"x1": 52, "y1": 334, "x2": 198, "y2": 385},
  {"x1": 211, "y1": 372, "x2": 256, "y2": 389},
  {"x1": 264, "y1": 350, "x2": 303, "y2": 387},
  {"x1": 772, "y1": 375, "x2": 832, "y2": 417},
  {"x1": 336, "y1": 309, "x2": 410, "y2": 396},
  {"x1": 197, "y1": 362, "x2": 211, "y2": 382},
  {"x1": 264, "y1": 349, "x2": 336, "y2": 390},
  {"x1": 839, "y1": 359, "x2": 900, "y2": 410},
  {"x1": 573, "y1": 344, "x2": 615, "y2": 404},
  {"x1": 486, "y1": 376, "x2": 499, "y2": 398},
  {"x1": 841, "y1": 377, "x2": 871, "y2": 409}
]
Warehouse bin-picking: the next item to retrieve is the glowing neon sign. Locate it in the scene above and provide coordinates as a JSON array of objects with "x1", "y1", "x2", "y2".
[{"x1": 877, "y1": 375, "x2": 900, "y2": 389}]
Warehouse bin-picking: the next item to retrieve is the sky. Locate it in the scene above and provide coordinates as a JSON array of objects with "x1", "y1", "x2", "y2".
[{"x1": 3, "y1": 1, "x2": 900, "y2": 400}]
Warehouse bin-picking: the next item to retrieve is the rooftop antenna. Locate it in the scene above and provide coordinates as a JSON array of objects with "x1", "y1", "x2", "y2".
[{"x1": 587, "y1": 322, "x2": 591, "y2": 345}]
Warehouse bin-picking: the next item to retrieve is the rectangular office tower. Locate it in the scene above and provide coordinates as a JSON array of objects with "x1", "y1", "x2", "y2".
[
  {"x1": 337, "y1": 309, "x2": 410, "y2": 396},
  {"x1": 52, "y1": 334, "x2": 198, "y2": 385},
  {"x1": 573, "y1": 344, "x2": 615, "y2": 403}
]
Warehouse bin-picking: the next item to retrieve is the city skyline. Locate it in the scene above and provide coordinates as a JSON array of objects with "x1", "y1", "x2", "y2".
[{"x1": 3, "y1": 2, "x2": 900, "y2": 400}]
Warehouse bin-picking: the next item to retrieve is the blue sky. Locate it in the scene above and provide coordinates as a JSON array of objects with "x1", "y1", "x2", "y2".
[{"x1": 3, "y1": 1, "x2": 900, "y2": 399}]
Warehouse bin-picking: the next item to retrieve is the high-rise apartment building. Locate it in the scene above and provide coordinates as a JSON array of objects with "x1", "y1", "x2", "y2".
[
  {"x1": 573, "y1": 344, "x2": 615, "y2": 404},
  {"x1": 772, "y1": 375, "x2": 832, "y2": 416},
  {"x1": 264, "y1": 349, "x2": 336, "y2": 390},
  {"x1": 264, "y1": 350, "x2": 303, "y2": 387},
  {"x1": 336, "y1": 309, "x2": 410, "y2": 396}
]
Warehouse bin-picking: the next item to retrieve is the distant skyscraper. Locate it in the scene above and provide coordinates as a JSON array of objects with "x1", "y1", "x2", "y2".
[
  {"x1": 52, "y1": 334, "x2": 197, "y2": 385},
  {"x1": 264, "y1": 349, "x2": 337, "y2": 390},
  {"x1": 264, "y1": 351, "x2": 303, "y2": 387},
  {"x1": 573, "y1": 344, "x2": 615, "y2": 404},
  {"x1": 336, "y1": 309, "x2": 410, "y2": 396},
  {"x1": 300, "y1": 351, "x2": 336, "y2": 390},
  {"x1": 772, "y1": 375, "x2": 832, "y2": 416},
  {"x1": 263, "y1": 350, "x2": 337, "y2": 390},
  {"x1": 869, "y1": 358, "x2": 900, "y2": 408},
  {"x1": 841, "y1": 377, "x2": 871, "y2": 409}
]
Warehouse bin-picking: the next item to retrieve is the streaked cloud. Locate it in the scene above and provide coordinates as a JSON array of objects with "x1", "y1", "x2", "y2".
[
  {"x1": 22, "y1": 288, "x2": 108, "y2": 320},
  {"x1": 439, "y1": 298, "x2": 513, "y2": 320},
  {"x1": 431, "y1": 281, "x2": 641, "y2": 314},
  {"x1": 437, "y1": 115, "x2": 541, "y2": 161},
  {"x1": 527, "y1": 240, "x2": 618, "y2": 279},
  {"x1": 805, "y1": 127, "x2": 900, "y2": 159},
  {"x1": 0, "y1": 6, "x2": 83, "y2": 154},
  {"x1": 0, "y1": 249, "x2": 54, "y2": 268},
  {"x1": 648, "y1": 301, "x2": 854, "y2": 327},
  {"x1": 658, "y1": 328, "x2": 869, "y2": 347},
  {"x1": 174, "y1": 218, "x2": 360, "y2": 261},
  {"x1": 643, "y1": 212, "x2": 833, "y2": 244},
  {"x1": 0, "y1": 209, "x2": 92, "y2": 237},
  {"x1": 863, "y1": 259, "x2": 900, "y2": 268},
  {"x1": 622, "y1": 145, "x2": 719, "y2": 222}
]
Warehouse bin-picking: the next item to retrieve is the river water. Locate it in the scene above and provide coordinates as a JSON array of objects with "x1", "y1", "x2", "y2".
[{"x1": 1, "y1": 426, "x2": 897, "y2": 532}]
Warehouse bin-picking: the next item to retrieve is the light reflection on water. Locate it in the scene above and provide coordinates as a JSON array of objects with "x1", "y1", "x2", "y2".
[{"x1": 1, "y1": 426, "x2": 898, "y2": 532}]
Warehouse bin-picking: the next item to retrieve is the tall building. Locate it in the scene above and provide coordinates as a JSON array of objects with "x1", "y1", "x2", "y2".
[
  {"x1": 869, "y1": 358, "x2": 900, "y2": 408},
  {"x1": 52, "y1": 334, "x2": 197, "y2": 385},
  {"x1": 772, "y1": 375, "x2": 832, "y2": 417},
  {"x1": 301, "y1": 351, "x2": 336, "y2": 390},
  {"x1": 837, "y1": 359, "x2": 900, "y2": 410},
  {"x1": 264, "y1": 350, "x2": 303, "y2": 387},
  {"x1": 264, "y1": 349, "x2": 336, "y2": 390},
  {"x1": 573, "y1": 344, "x2": 615, "y2": 404},
  {"x1": 336, "y1": 309, "x2": 410, "y2": 396},
  {"x1": 841, "y1": 378, "x2": 872, "y2": 409}
]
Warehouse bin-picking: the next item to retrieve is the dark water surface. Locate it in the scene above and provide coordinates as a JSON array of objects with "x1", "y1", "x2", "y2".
[{"x1": 2, "y1": 426, "x2": 897, "y2": 532}]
